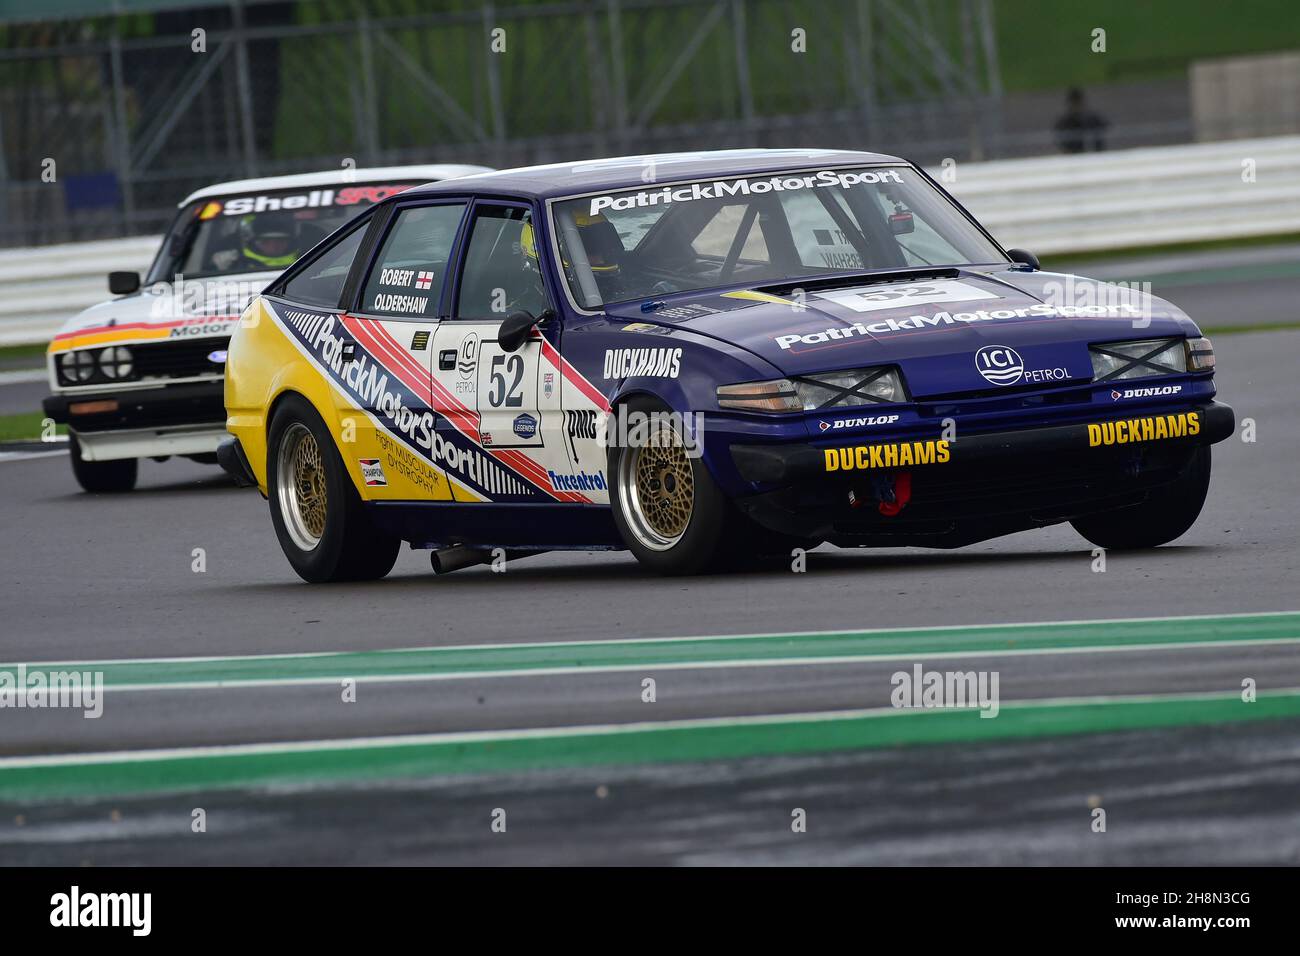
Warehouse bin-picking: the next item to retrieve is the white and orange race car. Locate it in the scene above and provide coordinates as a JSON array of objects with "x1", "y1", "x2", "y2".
[{"x1": 42, "y1": 163, "x2": 489, "y2": 492}]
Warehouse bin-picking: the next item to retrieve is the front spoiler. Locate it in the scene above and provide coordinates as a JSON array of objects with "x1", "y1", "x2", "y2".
[
  {"x1": 72, "y1": 425, "x2": 229, "y2": 462},
  {"x1": 43, "y1": 381, "x2": 225, "y2": 433},
  {"x1": 216, "y1": 436, "x2": 258, "y2": 488},
  {"x1": 731, "y1": 401, "x2": 1235, "y2": 484}
]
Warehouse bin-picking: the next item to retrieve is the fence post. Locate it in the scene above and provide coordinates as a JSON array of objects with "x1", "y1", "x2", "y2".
[
  {"x1": 483, "y1": 2, "x2": 506, "y2": 166},
  {"x1": 857, "y1": 0, "x2": 877, "y2": 144},
  {"x1": 109, "y1": 30, "x2": 135, "y2": 235},
  {"x1": 731, "y1": 0, "x2": 754, "y2": 124},
  {"x1": 606, "y1": 0, "x2": 630, "y2": 153},
  {"x1": 359, "y1": 14, "x2": 380, "y2": 163},
  {"x1": 232, "y1": 0, "x2": 259, "y2": 175}
]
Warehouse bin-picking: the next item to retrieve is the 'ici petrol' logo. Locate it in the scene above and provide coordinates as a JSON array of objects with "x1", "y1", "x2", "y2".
[{"x1": 974, "y1": 345, "x2": 1023, "y2": 386}]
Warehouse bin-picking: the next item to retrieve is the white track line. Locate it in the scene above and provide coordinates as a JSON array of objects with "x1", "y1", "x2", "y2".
[
  {"x1": 0, "y1": 449, "x2": 66, "y2": 462},
  {"x1": 3, "y1": 687, "x2": 1291, "y2": 770},
  {"x1": 21, "y1": 636, "x2": 1300, "y2": 695},
  {"x1": 8, "y1": 609, "x2": 1299, "y2": 669}
]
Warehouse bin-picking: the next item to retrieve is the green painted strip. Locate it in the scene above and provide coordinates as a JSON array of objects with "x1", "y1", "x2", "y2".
[
  {"x1": 1129, "y1": 261, "x2": 1300, "y2": 288},
  {"x1": 1203, "y1": 321, "x2": 1300, "y2": 336},
  {"x1": 2, "y1": 690, "x2": 1297, "y2": 802},
  {"x1": 3, "y1": 612, "x2": 1297, "y2": 689}
]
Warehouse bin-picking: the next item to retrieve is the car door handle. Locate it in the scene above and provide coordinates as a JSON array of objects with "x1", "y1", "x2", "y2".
[{"x1": 439, "y1": 350, "x2": 457, "y2": 370}]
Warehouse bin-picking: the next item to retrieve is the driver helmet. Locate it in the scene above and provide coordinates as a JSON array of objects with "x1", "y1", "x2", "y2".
[
  {"x1": 239, "y1": 211, "x2": 301, "y2": 268},
  {"x1": 532, "y1": 213, "x2": 624, "y2": 275},
  {"x1": 572, "y1": 212, "x2": 623, "y2": 274}
]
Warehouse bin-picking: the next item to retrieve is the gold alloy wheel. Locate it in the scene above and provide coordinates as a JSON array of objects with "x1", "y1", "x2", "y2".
[
  {"x1": 276, "y1": 422, "x2": 328, "y2": 551},
  {"x1": 617, "y1": 417, "x2": 695, "y2": 551}
]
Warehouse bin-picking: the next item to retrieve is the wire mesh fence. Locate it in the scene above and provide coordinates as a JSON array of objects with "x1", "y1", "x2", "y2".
[{"x1": 0, "y1": 0, "x2": 1231, "y2": 249}]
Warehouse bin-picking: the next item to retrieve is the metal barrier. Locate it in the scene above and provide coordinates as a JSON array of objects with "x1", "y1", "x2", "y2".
[
  {"x1": 0, "y1": 236, "x2": 160, "y2": 346},
  {"x1": 941, "y1": 134, "x2": 1300, "y2": 254},
  {"x1": 2, "y1": 135, "x2": 1298, "y2": 346}
]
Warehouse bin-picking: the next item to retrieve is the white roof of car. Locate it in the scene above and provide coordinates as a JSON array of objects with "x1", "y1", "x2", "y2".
[{"x1": 180, "y1": 164, "x2": 493, "y2": 206}]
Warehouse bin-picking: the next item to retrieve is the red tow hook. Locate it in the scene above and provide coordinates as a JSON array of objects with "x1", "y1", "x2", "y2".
[{"x1": 878, "y1": 471, "x2": 913, "y2": 517}]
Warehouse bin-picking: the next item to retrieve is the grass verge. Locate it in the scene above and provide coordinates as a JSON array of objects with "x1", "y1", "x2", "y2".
[
  {"x1": 0, "y1": 411, "x2": 63, "y2": 443},
  {"x1": 1042, "y1": 232, "x2": 1300, "y2": 269},
  {"x1": 0, "y1": 343, "x2": 47, "y2": 363}
]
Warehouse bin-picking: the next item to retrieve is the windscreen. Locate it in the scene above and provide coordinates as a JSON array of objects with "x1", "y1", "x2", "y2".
[
  {"x1": 146, "y1": 182, "x2": 422, "y2": 283},
  {"x1": 551, "y1": 166, "x2": 1007, "y2": 309}
]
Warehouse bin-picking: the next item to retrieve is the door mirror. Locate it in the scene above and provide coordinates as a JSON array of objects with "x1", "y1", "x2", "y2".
[
  {"x1": 497, "y1": 309, "x2": 552, "y2": 353},
  {"x1": 108, "y1": 271, "x2": 141, "y2": 295},
  {"x1": 1007, "y1": 248, "x2": 1040, "y2": 271}
]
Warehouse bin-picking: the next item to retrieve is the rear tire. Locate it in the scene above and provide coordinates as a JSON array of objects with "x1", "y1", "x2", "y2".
[
  {"x1": 69, "y1": 433, "x2": 137, "y2": 493},
  {"x1": 608, "y1": 396, "x2": 734, "y2": 575},
  {"x1": 1070, "y1": 446, "x2": 1211, "y2": 550},
  {"x1": 267, "y1": 395, "x2": 400, "y2": 583}
]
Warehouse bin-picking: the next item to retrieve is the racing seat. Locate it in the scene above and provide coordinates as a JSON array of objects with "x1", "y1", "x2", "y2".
[{"x1": 576, "y1": 216, "x2": 627, "y2": 301}]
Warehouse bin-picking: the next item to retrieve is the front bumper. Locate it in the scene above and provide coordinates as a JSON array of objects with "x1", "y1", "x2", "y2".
[
  {"x1": 43, "y1": 380, "x2": 225, "y2": 430},
  {"x1": 729, "y1": 401, "x2": 1234, "y2": 546},
  {"x1": 72, "y1": 425, "x2": 230, "y2": 462},
  {"x1": 43, "y1": 380, "x2": 227, "y2": 462},
  {"x1": 731, "y1": 401, "x2": 1234, "y2": 484}
]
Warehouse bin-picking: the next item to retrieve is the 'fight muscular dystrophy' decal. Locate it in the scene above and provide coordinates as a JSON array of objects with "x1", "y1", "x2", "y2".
[{"x1": 267, "y1": 302, "x2": 561, "y2": 502}]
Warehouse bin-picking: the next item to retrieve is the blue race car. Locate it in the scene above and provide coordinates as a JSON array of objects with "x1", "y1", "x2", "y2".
[{"x1": 221, "y1": 149, "x2": 1232, "y2": 580}]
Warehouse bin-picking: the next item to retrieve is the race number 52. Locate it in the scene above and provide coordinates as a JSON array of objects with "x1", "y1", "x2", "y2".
[{"x1": 488, "y1": 354, "x2": 524, "y2": 407}]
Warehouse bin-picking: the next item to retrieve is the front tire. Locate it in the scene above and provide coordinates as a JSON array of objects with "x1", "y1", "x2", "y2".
[
  {"x1": 69, "y1": 433, "x2": 137, "y2": 493},
  {"x1": 267, "y1": 395, "x2": 400, "y2": 583},
  {"x1": 1070, "y1": 446, "x2": 1211, "y2": 549},
  {"x1": 608, "y1": 397, "x2": 734, "y2": 575}
]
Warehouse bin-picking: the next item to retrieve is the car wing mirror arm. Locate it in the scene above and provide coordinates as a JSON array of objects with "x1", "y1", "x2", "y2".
[{"x1": 497, "y1": 309, "x2": 540, "y2": 352}]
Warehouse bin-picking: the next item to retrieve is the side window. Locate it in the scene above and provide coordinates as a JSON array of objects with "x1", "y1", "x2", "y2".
[
  {"x1": 454, "y1": 206, "x2": 550, "y2": 319},
  {"x1": 359, "y1": 203, "x2": 466, "y2": 319},
  {"x1": 278, "y1": 219, "x2": 368, "y2": 309}
]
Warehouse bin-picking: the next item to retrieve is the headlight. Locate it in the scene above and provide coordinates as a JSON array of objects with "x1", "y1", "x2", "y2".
[
  {"x1": 717, "y1": 378, "x2": 801, "y2": 413},
  {"x1": 98, "y1": 345, "x2": 133, "y2": 380},
  {"x1": 791, "y1": 366, "x2": 905, "y2": 410},
  {"x1": 59, "y1": 350, "x2": 96, "y2": 384},
  {"x1": 1089, "y1": 337, "x2": 1186, "y2": 382},
  {"x1": 1184, "y1": 336, "x2": 1215, "y2": 371}
]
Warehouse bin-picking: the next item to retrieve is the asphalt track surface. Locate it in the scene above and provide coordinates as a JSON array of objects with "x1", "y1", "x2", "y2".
[{"x1": 0, "y1": 268, "x2": 1298, "y2": 865}]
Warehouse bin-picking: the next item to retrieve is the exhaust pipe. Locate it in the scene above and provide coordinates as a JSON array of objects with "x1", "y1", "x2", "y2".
[
  {"x1": 429, "y1": 545, "x2": 493, "y2": 575},
  {"x1": 429, "y1": 546, "x2": 550, "y2": 575}
]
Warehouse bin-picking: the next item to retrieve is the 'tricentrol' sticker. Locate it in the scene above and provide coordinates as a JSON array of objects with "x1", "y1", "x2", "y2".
[{"x1": 813, "y1": 280, "x2": 999, "y2": 314}]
